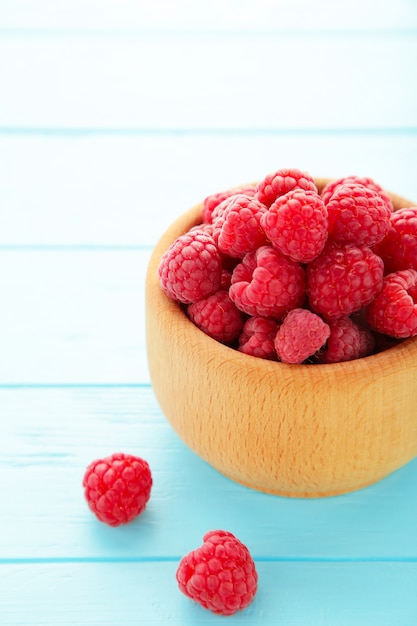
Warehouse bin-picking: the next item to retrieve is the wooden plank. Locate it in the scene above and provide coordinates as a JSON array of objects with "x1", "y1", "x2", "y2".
[
  {"x1": 1, "y1": 561, "x2": 416, "y2": 625},
  {"x1": 0, "y1": 250, "x2": 150, "y2": 384},
  {"x1": 0, "y1": 0, "x2": 416, "y2": 32},
  {"x1": 1, "y1": 133, "x2": 417, "y2": 247},
  {"x1": 0, "y1": 34, "x2": 416, "y2": 129},
  {"x1": 1, "y1": 386, "x2": 417, "y2": 560}
]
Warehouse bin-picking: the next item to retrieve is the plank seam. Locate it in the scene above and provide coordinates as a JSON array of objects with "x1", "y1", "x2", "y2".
[
  {"x1": 1, "y1": 127, "x2": 417, "y2": 137},
  {"x1": 1, "y1": 556, "x2": 416, "y2": 564},
  {"x1": 0, "y1": 27, "x2": 416, "y2": 39}
]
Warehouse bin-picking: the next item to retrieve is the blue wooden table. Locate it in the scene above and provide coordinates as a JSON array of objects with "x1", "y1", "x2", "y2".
[{"x1": 1, "y1": 2, "x2": 417, "y2": 623}]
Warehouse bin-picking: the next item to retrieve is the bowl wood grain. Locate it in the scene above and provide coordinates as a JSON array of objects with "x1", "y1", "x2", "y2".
[{"x1": 146, "y1": 179, "x2": 417, "y2": 497}]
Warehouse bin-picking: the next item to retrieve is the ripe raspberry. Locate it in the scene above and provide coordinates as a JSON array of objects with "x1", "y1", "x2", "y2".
[
  {"x1": 229, "y1": 245, "x2": 306, "y2": 319},
  {"x1": 82, "y1": 453, "x2": 152, "y2": 527},
  {"x1": 212, "y1": 194, "x2": 268, "y2": 258},
  {"x1": 189, "y1": 221, "x2": 214, "y2": 236},
  {"x1": 321, "y1": 175, "x2": 394, "y2": 212},
  {"x1": 326, "y1": 183, "x2": 391, "y2": 246},
  {"x1": 274, "y1": 308, "x2": 330, "y2": 364},
  {"x1": 158, "y1": 230, "x2": 222, "y2": 304},
  {"x1": 307, "y1": 242, "x2": 384, "y2": 320},
  {"x1": 255, "y1": 167, "x2": 317, "y2": 208},
  {"x1": 238, "y1": 316, "x2": 279, "y2": 360},
  {"x1": 366, "y1": 269, "x2": 417, "y2": 338},
  {"x1": 318, "y1": 316, "x2": 375, "y2": 363},
  {"x1": 202, "y1": 185, "x2": 256, "y2": 223},
  {"x1": 374, "y1": 207, "x2": 417, "y2": 274},
  {"x1": 260, "y1": 189, "x2": 328, "y2": 263},
  {"x1": 220, "y1": 269, "x2": 233, "y2": 290},
  {"x1": 176, "y1": 530, "x2": 258, "y2": 616},
  {"x1": 187, "y1": 290, "x2": 245, "y2": 343}
]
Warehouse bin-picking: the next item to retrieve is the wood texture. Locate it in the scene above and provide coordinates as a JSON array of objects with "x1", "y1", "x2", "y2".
[{"x1": 146, "y1": 182, "x2": 417, "y2": 497}]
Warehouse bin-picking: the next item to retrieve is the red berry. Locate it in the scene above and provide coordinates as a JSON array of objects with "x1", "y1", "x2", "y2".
[
  {"x1": 229, "y1": 245, "x2": 306, "y2": 319},
  {"x1": 274, "y1": 308, "x2": 330, "y2": 364},
  {"x1": 261, "y1": 189, "x2": 328, "y2": 263},
  {"x1": 83, "y1": 453, "x2": 152, "y2": 527},
  {"x1": 176, "y1": 530, "x2": 258, "y2": 616},
  {"x1": 255, "y1": 167, "x2": 317, "y2": 208},
  {"x1": 158, "y1": 230, "x2": 222, "y2": 304},
  {"x1": 189, "y1": 221, "x2": 214, "y2": 235},
  {"x1": 238, "y1": 316, "x2": 279, "y2": 360},
  {"x1": 220, "y1": 269, "x2": 233, "y2": 290},
  {"x1": 307, "y1": 242, "x2": 384, "y2": 320},
  {"x1": 366, "y1": 269, "x2": 417, "y2": 338},
  {"x1": 317, "y1": 316, "x2": 375, "y2": 363},
  {"x1": 202, "y1": 185, "x2": 256, "y2": 224},
  {"x1": 321, "y1": 175, "x2": 393, "y2": 212},
  {"x1": 212, "y1": 194, "x2": 268, "y2": 258},
  {"x1": 326, "y1": 183, "x2": 391, "y2": 246},
  {"x1": 187, "y1": 290, "x2": 245, "y2": 343},
  {"x1": 374, "y1": 207, "x2": 417, "y2": 274}
]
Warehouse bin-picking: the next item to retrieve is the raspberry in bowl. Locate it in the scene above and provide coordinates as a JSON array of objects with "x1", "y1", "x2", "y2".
[{"x1": 146, "y1": 174, "x2": 417, "y2": 497}]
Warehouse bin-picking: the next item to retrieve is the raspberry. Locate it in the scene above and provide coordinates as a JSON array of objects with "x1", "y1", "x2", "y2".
[
  {"x1": 189, "y1": 221, "x2": 214, "y2": 236},
  {"x1": 321, "y1": 175, "x2": 394, "y2": 212},
  {"x1": 274, "y1": 308, "x2": 330, "y2": 364},
  {"x1": 187, "y1": 290, "x2": 245, "y2": 343},
  {"x1": 307, "y1": 242, "x2": 384, "y2": 320},
  {"x1": 255, "y1": 167, "x2": 317, "y2": 208},
  {"x1": 318, "y1": 316, "x2": 375, "y2": 363},
  {"x1": 238, "y1": 316, "x2": 279, "y2": 360},
  {"x1": 158, "y1": 230, "x2": 222, "y2": 304},
  {"x1": 366, "y1": 269, "x2": 417, "y2": 338},
  {"x1": 374, "y1": 207, "x2": 417, "y2": 274},
  {"x1": 82, "y1": 453, "x2": 152, "y2": 527},
  {"x1": 260, "y1": 189, "x2": 328, "y2": 263},
  {"x1": 220, "y1": 269, "x2": 233, "y2": 290},
  {"x1": 176, "y1": 530, "x2": 258, "y2": 616},
  {"x1": 212, "y1": 194, "x2": 268, "y2": 258},
  {"x1": 326, "y1": 183, "x2": 391, "y2": 246},
  {"x1": 202, "y1": 185, "x2": 256, "y2": 224},
  {"x1": 229, "y1": 245, "x2": 306, "y2": 319}
]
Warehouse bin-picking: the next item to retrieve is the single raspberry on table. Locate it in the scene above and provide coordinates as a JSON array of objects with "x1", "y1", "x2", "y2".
[
  {"x1": 326, "y1": 183, "x2": 391, "y2": 246},
  {"x1": 158, "y1": 230, "x2": 222, "y2": 304},
  {"x1": 238, "y1": 316, "x2": 279, "y2": 360},
  {"x1": 212, "y1": 194, "x2": 268, "y2": 258},
  {"x1": 274, "y1": 308, "x2": 330, "y2": 364},
  {"x1": 187, "y1": 290, "x2": 245, "y2": 343},
  {"x1": 317, "y1": 316, "x2": 375, "y2": 363},
  {"x1": 307, "y1": 242, "x2": 384, "y2": 320},
  {"x1": 260, "y1": 189, "x2": 328, "y2": 263},
  {"x1": 374, "y1": 207, "x2": 417, "y2": 274},
  {"x1": 366, "y1": 269, "x2": 417, "y2": 338},
  {"x1": 202, "y1": 185, "x2": 256, "y2": 224},
  {"x1": 320, "y1": 175, "x2": 394, "y2": 212},
  {"x1": 229, "y1": 245, "x2": 306, "y2": 319},
  {"x1": 255, "y1": 167, "x2": 317, "y2": 208},
  {"x1": 176, "y1": 530, "x2": 258, "y2": 616},
  {"x1": 83, "y1": 452, "x2": 152, "y2": 527}
]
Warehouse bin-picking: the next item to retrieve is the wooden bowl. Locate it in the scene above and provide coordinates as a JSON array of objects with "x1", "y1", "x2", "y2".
[{"x1": 145, "y1": 179, "x2": 417, "y2": 497}]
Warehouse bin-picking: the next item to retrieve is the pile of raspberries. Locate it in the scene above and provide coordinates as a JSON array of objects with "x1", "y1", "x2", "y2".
[{"x1": 158, "y1": 168, "x2": 417, "y2": 364}]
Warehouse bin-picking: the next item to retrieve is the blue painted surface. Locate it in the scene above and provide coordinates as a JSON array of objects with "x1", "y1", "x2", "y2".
[{"x1": 1, "y1": 2, "x2": 417, "y2": 623}]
